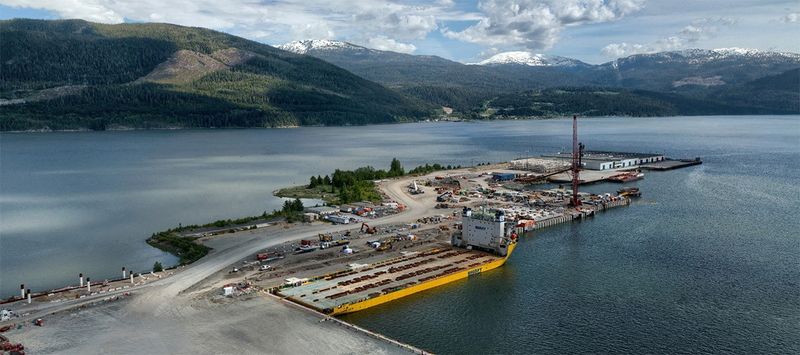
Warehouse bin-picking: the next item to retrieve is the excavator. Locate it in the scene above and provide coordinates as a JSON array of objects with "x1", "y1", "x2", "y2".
[
  {"x1": 360, "y1": 222, "x2": 377, "y2": 234},
  {"x1": 376, "y1": 241, "x2": 392, "y2": 251}
]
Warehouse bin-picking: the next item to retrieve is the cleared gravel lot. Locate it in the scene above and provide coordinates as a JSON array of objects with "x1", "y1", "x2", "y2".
[{"x1": 9, "y1": 293, "x2": 407, "y2": 354}]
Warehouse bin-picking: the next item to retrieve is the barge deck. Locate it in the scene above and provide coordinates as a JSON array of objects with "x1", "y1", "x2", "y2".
[{"x1": 276, "y1": 243, "x2": 514, "y2": 315}]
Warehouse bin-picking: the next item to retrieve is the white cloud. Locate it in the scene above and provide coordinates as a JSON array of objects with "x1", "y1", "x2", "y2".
[
  {"x1": 353, "y1": 8, "x2": 438, "y2": 40},
  {"x1": 366, "y1": 35, "x2": 417, "y2": 53},
  {"x1": 478, "y1": 47, "x2": 502, "y2": 58},
  {"x1": 443, "y1": 0, "x2": 644, "y2": 51},
  {"x1": 781, "y1": 12, "x2": 799, "y2": 23},
  {"x1": 0, "y1": 0, "x2": 453, "y2": 51},
  {"x1": 291, "y1": 22, "x2": 336, "y2": 40},
  {"x1": 601, "y1": 17, "x2": 737, "y2": 57},
  {"x1": 2, "y1": 0, "x2": 123, "y2": 23},
  {"x1": 601, "y1": 42, "x2": 643, "y2": 58}
]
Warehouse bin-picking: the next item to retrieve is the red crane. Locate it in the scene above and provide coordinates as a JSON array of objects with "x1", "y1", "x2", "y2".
[{"x1": 570, "y1": 115, "x2": 585, "y2": 207}]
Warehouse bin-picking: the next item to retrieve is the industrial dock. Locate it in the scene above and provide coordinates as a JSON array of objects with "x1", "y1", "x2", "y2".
[
  {"x1": 277, "y1": 243, "x2": 513, "y2": 315},
  {"x1": 265, "y1": 116, "x2": 686, "y2": 315},
  {"x1": 273, "y1": 207, "x2": 517, "y2": 315}
]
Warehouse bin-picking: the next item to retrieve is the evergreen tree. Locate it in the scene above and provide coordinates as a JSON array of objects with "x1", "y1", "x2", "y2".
[
  {"x1": 389, "y1": 158, "x2": 404, "y2": 177},
  {"x1": 292, "y1": 198, "x2": 304, "y2": 212}
]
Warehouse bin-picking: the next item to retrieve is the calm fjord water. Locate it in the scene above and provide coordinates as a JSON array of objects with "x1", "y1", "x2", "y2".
[{"x1": 1, "y1": 116, "x2": 798, "y2": 353}]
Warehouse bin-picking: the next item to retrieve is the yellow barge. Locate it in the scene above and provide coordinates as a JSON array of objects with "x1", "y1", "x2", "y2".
[{"x1": 277, "y1": 208, "x2": 517, "y2": 315}]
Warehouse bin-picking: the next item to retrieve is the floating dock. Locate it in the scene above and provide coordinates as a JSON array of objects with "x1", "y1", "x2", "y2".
[
  {"x1": 277, "y1": 208, "x2": 518, "y2": 315},
  {"x1": 639, "y1": 158, "x2": 702, "y2": 171},
  {"x1": 276, "y1": 244, "x2": 514, "y2": 315}
]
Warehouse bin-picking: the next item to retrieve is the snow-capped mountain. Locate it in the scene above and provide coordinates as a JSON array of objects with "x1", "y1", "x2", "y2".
[
  {"x1": 598, "y1": 47, "x2": 800, "y2": 91},
  {"x1": 275, "y1": 39, "x2": 798, "y2": 98},
  {"x1": 473, "y1": 51, "x2": 588, "y2": 67},
  {"x1": 683, "y1": 47, "x2": 799, "y2": 59},
  {"x1": 277, "y1": 39, "x2": 369, "y2": 54},
  {"x1": 611, "y1": 47, "x2": 800, "y2": 66}
]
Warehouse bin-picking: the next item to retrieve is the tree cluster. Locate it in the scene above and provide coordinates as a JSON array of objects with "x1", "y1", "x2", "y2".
[
  {"x1": 308, "y1": 175, "x2": 332, "y2": 188},
  {"x1": 282, "y1": 198, "x2": 304, "y2": 214},
  {"x1": 408, "y1": 163, "x2": 461, "y2": 175},
  {"x1": 302, "y1": 158, "x2": 407, "y2": 204}
]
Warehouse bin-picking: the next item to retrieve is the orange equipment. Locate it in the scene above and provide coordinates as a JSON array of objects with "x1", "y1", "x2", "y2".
[{"x1": 360, "y1": 223, "x2": 377, "y2": 234}]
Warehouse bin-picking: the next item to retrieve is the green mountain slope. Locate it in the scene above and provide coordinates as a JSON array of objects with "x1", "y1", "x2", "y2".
[
  {"x1": 0, "y1": 19, "x2": 433, "y2": 131},
  {"x1": 706, "y1": 68, "x2": 800, "y2": 113},
  {"x1": 480, "y1": 87, "x2": 794, "y2": 119},
  {"x1": 282, "y1": 41, "x2": 799, "y2": 115},
  {"x1": 277, "y1": 40, "x2": 604, "y2": 111}
]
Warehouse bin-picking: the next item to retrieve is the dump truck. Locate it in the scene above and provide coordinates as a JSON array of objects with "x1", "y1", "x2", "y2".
[{"x1": 257, "y1": 252, "x2": 285, "y2": 262}]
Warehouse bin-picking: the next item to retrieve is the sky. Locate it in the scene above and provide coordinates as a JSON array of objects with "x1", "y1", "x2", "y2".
[{"x1": 1, "y1": 0, "x2": 798, "y2": 64}]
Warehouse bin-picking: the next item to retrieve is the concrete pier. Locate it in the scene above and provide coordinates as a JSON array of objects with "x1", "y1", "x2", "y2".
[{"x1": 531, "y1": 198, "x2": 630, "y2": 230}]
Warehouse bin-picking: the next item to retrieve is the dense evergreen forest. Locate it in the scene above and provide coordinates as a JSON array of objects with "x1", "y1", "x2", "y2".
[
  {"x1": 482, "y1": 87, "x2": 796, "y2": 118},
  {"x1": 0, "y1": 19, "x2": 433, "y2": 131}
]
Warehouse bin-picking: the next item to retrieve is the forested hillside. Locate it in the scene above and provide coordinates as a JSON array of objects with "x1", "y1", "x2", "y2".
[
  {"x1": 480, "y1": 87, "x2": 795, "y2": 119},
  {"x1": 0, "y1": 19, "x2": 433, "y2": 131},
  {"x1": 706, "y1": 68, "x2": 800, "y2": 113},
  {"x1": 283, "y1": 40, "x2": 799, "y2": 117}
]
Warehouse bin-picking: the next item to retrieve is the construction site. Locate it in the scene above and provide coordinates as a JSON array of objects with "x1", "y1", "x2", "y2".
[
  {"x1": 239, "y1": 115, "x2": 639, "y2": 315},
  {"x1": 0, "y1": 115, "x2": 700, "y2": 354}
]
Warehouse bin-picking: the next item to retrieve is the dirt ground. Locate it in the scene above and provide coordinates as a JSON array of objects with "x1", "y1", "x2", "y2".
[{"x1": 7, "y1": 293, "x2": 407, "y2": 354}]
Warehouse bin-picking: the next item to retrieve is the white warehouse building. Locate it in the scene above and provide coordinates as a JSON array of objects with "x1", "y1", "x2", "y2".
[{"x1": 543, "y1": 151, "x2": 665, "y2": 171}]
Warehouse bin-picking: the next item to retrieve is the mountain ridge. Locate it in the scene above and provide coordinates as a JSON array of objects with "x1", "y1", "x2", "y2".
[
  {"x1": 471, "y1": 51, "x2": 590, "y2": 67},
  {"x1": 1, "y1": 19, "x2": 797, "y2": 132},
  {"x1": 277, "y1": 39, "x2": 367, "y2": 54},
  {"x1": 276, "y1": 38, "x2": 799, "y2": 113},
  {"x1": 276, "y1": 39, "x2": 799, "y2": 67},
  {"x1": 0, "y1": 19, "x2": 434, "y2": 131}
]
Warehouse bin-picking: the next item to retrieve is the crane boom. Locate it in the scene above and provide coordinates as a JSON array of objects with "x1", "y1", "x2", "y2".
[{"x1": 571, "y1": 115, "x2": 582, "y2": 207}]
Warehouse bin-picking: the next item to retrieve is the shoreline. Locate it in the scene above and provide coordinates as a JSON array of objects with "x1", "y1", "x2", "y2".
[
  {"x1": 5, "y1": 113, "x2": 794, "y2": 134},
  {"x1": 0, "y1": 154, "x2": 698, "y2": 354}
]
